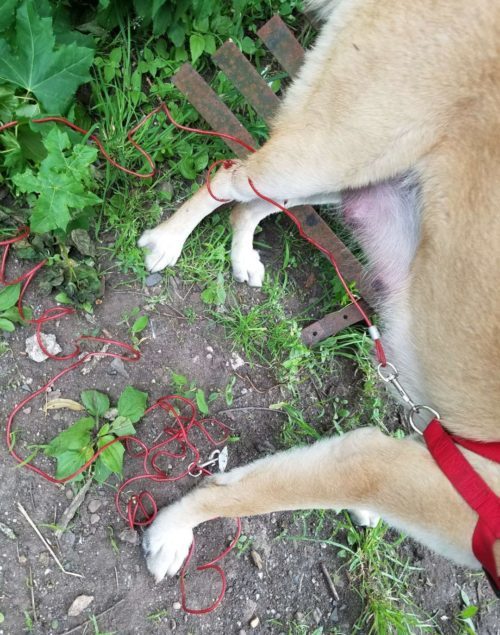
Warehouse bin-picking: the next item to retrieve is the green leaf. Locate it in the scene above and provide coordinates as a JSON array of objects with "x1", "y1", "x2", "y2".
[
  {"x1": 0, "y1": 318, "x2": 15, "y2": 332},
  {"x1": 53, "y1": 446, "x2": 93, "y2": 480},
  {"x1": 98, "y1": 434, "x2": 124, "y2": 474},
  {"x1": 13, "y1": 128, "x2": 101, "y2": 235},
  {"x1": 117, "y1": 386, "x2": 148, "y2": 423},
  {"x1": 93, "y1": 456, "x2": 112, "y2": 483},
  {"x1": 131, "y1": 315, "x2": 148, "y2": 334},
  {"x1": 460, "y1": 605, "x2": 478, "y2": 619},
  {"x1": 0, "y1": 283, "x2": 20, "y2": 311},
  {"x1": 0, "y1": 0, "x2": 94, "y2": 113},
  {"x1": 81, "y1": 390, "x2": 110, "y2": 417},
  {"x1": 195, "y1": 388, "x2": 209, "y2": 415},
  {"x1": 110, "y1": 416, "x2": 136, "y2": 437},
  {"x1": 45, "y1": 417, "x2": 94, "y2": 457},
  {"x1": 189, "y1": 33, "x2": 205, "y2": 63},
  {"x1": 0, "y1": 0, "x2": 17, "y2": 32}
]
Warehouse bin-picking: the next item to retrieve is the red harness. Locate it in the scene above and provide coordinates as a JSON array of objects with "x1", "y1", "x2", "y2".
[{"x1": 423, "y1": 420, "x2": 500, "y2": 595}]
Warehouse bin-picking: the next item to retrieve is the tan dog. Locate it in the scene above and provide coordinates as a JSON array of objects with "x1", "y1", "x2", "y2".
[{"x1": 139, "y1": 0, "x2": 500, "y2": 585}]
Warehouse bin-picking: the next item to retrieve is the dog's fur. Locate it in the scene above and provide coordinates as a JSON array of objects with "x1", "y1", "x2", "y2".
[{"x1": 139, "y1": 0, "x2": 500, "y2": 583}]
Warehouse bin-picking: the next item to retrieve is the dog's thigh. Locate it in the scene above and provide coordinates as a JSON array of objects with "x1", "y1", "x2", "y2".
[{"x1": 143, "y1": 428, "x2": 478, "y2": 581}]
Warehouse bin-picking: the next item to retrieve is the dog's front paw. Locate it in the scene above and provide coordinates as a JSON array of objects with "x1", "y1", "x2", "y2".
[
  {"x1": 138, "y1": 227, "x2": 184, "y2": 272},
  {"x1": 142, "y1": 504, "x2": 194, "y2": 582},
  {"x1": 231, "y1": 249, "x2": 265, "y2": 287}
]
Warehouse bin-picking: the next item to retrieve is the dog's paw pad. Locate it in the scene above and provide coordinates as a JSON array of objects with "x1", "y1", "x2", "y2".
[
  {"x1": 142, "y1": 506, "x2": 193, "y2": 582},
  {"x1": 138, "y1": 228, "x2": 184, "y2": 273},
  {"x1": 232, "y1": 249, "x2": 265, "y2": 287}
]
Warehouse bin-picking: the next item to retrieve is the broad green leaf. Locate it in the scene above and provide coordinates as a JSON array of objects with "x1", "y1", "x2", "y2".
[
  {"x1": 131, "y1": 315, "x2": 148, "y2": 334},
  {"x1": 81, "y1": 390, "x2": 110, "y2": 417},
  {"x1": 196, "y1": 388, "x2": 209, "y2": 415},
  {"x1": 117, "y1": 386, "x2": 148, "y2": 423},
  {"x1": 0, "y1": 318, "x2": 15, "y2": 332},
  {"x1": 53, "y1": 446, "x2": 93, "y2": 480},
  {"x1": 98, "y1": 434, "x2": 124, "y2": 474},
  {"x1": 189, "y1": 33, "x2": 205, "y2": 63},
  {"x1": 0, "y1": 0, "x2": 17, "y2": 32},
  {"x1": 0, "y1": 283, "x2": 20, "y2": 311},
  {"x1": 0, "y1": 0, "x2": 94, "y2": 113},
  {"x1": 110, "y1": 416, "x2": 136, "y2": 437},
  {"x1": 45, "y1": 417, "x2": 94, "y2": 457},
  {"x1": 93, "y1": 456, "x2": 112, "y2": 483},
  {"x1": 460, "y1": 605, "x2": 478, "y2": 619}
]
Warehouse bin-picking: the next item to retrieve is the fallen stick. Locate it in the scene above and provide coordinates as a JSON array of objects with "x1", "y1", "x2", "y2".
[
  {"x1": 320, "y1": 561, "x2": 340, "y2": 601},
  {"x1": 55, "y1": 478, "x2": 92, "y2": 538},
  {"x1": 17, "y1": 503, "x2": 84, "y2": 579}
]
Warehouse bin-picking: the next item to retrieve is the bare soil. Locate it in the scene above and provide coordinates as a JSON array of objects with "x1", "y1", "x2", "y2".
[{"x1": 0, "y1": 223, "x2": 498, "y2": 634}]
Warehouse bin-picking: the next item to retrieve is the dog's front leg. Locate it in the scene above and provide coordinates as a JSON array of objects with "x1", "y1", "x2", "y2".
[{"x1": 143, "y1": 428, "x2": 478, "y2": 582}]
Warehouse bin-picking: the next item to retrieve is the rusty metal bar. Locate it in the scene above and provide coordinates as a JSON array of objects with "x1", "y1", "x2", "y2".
[
  {"x1": 257, "y1": 15, "x2": 305, "y2": 77},
  {"x1": 172, "y1": 63, "x2": 255, "y2": 158},
  {"x1": 301, "y1": 301, "x2": 370, "y2": 347},
  {"x1": 212, "y1": 40, "x2": 281, "y2": 124}
]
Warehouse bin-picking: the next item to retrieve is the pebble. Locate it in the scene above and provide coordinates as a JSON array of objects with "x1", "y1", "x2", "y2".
[
  {"x1": 67, "y1": 594, "x2": 94, "y2": 617},
  {"x1": 65, "y1": 489, "x2": 74, "y2": 500},
  {"x1": 239, "y1": 630, "x2": 247, "y2": 635},
  {"x1": 25, "y1": 333, "x2": 62, "y2": 362},
  {"x1": 110, "y1": 357, "x2": 130, "y2": 379},
  {"x1": 206, "y1": 345, "x2": 214, "y2": 353},
  {"x1": 22, "y1": 407, "x2": 31, "y2": 414},
  {"x1": 118, "y1": 529, "x2": 139, "y2": 545},
  {"x1": 250, "y1": 550, "x2": 263, "y2": 570},
  {"x1": 88, "y1": 499, "x2": 102, "y2": 514},
  {"x1": 249, "y1": 616, "x2": 260, "y2": 629},
  {"x1": 90, "y1": 513, "x2": 100, "y2": 525},
  {"x1": 145, "y1": 273, "x2": 163, "y2": 287},
  {"x1": 172, "y1": 602, "x2": 182, "y2": 610}
]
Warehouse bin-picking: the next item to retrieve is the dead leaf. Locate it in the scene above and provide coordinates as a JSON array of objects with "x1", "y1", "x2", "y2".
[
  {"x1": 44, "y1": 398, "x2": 84, "y2": 413},
  {"x1": 67, "y1": 594, "x2": 94, "y2": 617},
  {"x1": 250, "y1": 549, "x2": 263, "y2": 570}
]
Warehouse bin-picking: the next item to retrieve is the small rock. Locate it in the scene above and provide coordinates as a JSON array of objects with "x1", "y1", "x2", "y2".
[
  {"x1": 206, "y1": 353, "x2": 213, "y2": 360},
  {"x1": 312, "y1": 607, "x2": 322, "y2": 624},
  {"x1": 249, "y1": 616, "x2": 260, "y2": 629},
  {"x1": 51, "y1": 620, "x2": 59, "y2": 630},
  {"x1": 110, "y1": 357, "x2": 130, "y2": 379},
  {"x1": 18, "y1": 555, "x2": 27, "y2": 564},
  {"x1": 206, "y1": 345, "x2": 214, "y2": 353},
  {"x1": 119, "y1": 529, "x2": 139, "y2": 545},
  {"x1": 38, "y1": 552, "x2": 49, "y2": 567},
  {"x1": 250, "y1": 549, "x2": 263, "y2": 570},
  {"x1": 169, "y1": 618, "x2": 177, "y2": 630},
  {"x1": 230, "y1": 352, "x2": 245, "y2": 371},
  {"x1": 88, "y1": 499, "x2": 102, "y2": 514},
  {"x1": 68, "y1": 594, "x2": 94, "y2": 617},
  {"x1": 25, "y1": 333, "x2": 62, "y2": 362},
  {"x1": 22, "y1": 407, "x2": 32, "y2": 415},
  {"x1": 62, "y1": 531, "x2": 76, "y2": 548},
  {"x1": 65, "y1": 489, "x2": 74, "y2": 500},
  {"x1": 103, "y1": 407, "x2": 119, "y2": 420},
  {"x1": 0, "y1": 521, "x2": 16, "y2": 540},
  {"x1": 145, "y1": 273, "x2": 163, "y2": 287},
  {"x1": 239, "y1": 630, "x2": 247, "y2": 635},
  {"x1": 172, "y1": 601, "x2": 182, "y2": 610},
  {"x1": 90, "y1": 513, "x2": 100, "y2": 525}
]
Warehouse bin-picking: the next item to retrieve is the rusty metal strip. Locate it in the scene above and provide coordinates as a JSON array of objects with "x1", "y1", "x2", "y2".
[
  {"x1": 212, "y1": 40, "x2": 281, "y2": 124},
  {"x1": 290, "y1": 206, "x2": 374, "y2": 305},
  {"x1": 257, "y1": 15, "x2": 305, "y2": 77},
  {"x1": 172, "y1": 63, "x2": 255, "y2": 158},
  {"x1": 301, "y1": 301, "x2": 370, "y2": 347}
]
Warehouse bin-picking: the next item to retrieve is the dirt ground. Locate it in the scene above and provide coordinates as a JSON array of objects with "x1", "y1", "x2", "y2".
[{"x1": 0, "y1": 222, "x2": 499, "y2": 634}]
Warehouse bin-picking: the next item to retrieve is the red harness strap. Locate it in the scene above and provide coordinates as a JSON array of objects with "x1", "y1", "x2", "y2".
[{"x1": 423, "y1": 419, "x2": 500, "y2": 594}]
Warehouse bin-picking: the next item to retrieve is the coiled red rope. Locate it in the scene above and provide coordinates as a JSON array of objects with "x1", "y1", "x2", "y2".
[{"x1": 1, "y1": 96, "x2": 385, "y2": 614}]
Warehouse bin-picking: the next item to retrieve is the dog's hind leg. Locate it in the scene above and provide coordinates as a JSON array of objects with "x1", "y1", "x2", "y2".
[
  {"x1": 230, "y1": 193, "x2": 341, "y2": 286},
  {"x1": 143, "y1": 427, "x2": 480, "y2": 582}
]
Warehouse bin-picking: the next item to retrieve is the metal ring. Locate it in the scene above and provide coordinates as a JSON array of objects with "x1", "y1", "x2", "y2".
[
  {"x1": 408, "y1": 404, "x2": 441, "y2": 435},
  {"x1": 377, "y1": 361, "x2": 398, "y2": 383}
]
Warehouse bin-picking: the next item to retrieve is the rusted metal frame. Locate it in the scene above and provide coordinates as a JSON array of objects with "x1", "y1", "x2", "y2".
[
  {"x1": 301, "y1": 301, "x2": 370, "y2": 347},
  {"x1": 172, "y1": 63, "x2": 255, "y2": 158},
  {"x1": 257, "y1": 15, "x2": 305, "y2": 77},
  {"x1": 212, "y1": 40, "x2": 281, "y2": 123}
]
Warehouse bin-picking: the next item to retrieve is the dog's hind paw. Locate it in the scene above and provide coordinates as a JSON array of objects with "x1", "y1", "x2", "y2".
[
  {"x1": 138, "y1": 227, "x2": 184, "y2": 272},
  {"x1": 142, "y1": 504, "x2": 194, "y2": 582},
  {"x1": 232, "y1": 249, "x2": 265, "y2": 287}
]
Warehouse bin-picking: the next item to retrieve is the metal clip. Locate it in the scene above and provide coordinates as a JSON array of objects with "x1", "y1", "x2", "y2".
[
  {"x1": 377, "y1": 362, "x2": 416, "y2": 408},
  {"x1": 188, "y1": 446, "x2": 228, "y2": 478},
  {"x1": 377, "y1": 362, "x2": 440, "y2": 435}
]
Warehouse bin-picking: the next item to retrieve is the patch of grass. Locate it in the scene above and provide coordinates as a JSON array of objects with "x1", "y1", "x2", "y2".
[{"x1": 281, "y1": 512, "x2": 437, "y2": 634}]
